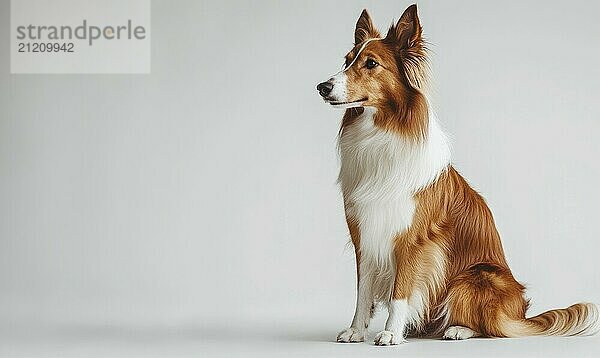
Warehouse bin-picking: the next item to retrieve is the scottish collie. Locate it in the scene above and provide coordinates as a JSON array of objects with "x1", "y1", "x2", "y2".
[{"x1": 316, "y1": 4, "x2": 599, "y2": 345}]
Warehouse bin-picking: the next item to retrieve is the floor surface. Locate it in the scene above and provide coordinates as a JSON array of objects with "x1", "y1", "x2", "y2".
[{"x1": 2, "y1": 318, "x2": 599, "y2": 357}]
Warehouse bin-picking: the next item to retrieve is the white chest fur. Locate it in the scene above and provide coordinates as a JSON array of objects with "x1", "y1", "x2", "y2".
[{"x1": 338, "y1": 107, "x2": 451, "y2": 299}]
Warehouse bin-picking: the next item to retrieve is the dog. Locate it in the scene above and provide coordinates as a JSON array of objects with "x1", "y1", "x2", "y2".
[{"x1": 316, "y1": 4, "x2": 599, "y2": 346}]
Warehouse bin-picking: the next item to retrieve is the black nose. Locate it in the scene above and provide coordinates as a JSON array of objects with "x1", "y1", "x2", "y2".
[{"x1": 317, "y1": 81, "x2": 333, "y2": 97}]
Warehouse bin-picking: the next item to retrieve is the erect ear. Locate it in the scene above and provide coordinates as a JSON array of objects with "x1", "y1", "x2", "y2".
[
  {"x1": 385, "y1": 4, "x2": 422, "y2": 49},
  {"x1": 354, "y1": 9, "x2": 380, "y2": 44}
]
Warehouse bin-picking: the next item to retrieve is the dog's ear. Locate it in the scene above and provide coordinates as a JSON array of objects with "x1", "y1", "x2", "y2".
[
  {"x1": 385, "y1": 4, "x2": 422, "y2": 50},
  {"x1": 354, "y1": 9, "x2": 380, "y2": 44}
]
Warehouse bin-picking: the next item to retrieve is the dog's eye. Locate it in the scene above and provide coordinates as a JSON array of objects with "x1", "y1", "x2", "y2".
[{"x1": 366, "y1": 58, "x2": 378, "y2": 69}]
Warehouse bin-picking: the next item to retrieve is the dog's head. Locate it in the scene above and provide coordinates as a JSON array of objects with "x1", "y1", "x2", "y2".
[{"x1": 317, "y1": 4, "x2": 429, "y2": 120}]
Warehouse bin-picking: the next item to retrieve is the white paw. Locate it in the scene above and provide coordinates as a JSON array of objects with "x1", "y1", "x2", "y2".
[
  {"x1": 337, "y1": 327, "x2": 365, "y2": 343},
  {"x1": 374, "y1": 330, "x2": 405, "y2": 346},
  {"x1": 443, "y1": 326, "x2": 478, "y2": 340}
]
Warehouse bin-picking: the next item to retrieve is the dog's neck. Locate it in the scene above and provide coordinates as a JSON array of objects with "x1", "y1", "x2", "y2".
[{"x1": 338, "y1": 105, "x2": 451, "y2": 202}]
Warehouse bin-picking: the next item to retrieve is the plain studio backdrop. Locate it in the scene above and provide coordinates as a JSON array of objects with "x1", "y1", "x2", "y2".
[{"x1": 1, "y1": 0, "x2": 599, "y2": 357}]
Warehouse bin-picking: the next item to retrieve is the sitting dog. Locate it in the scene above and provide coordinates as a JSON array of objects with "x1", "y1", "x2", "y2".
[{"x1": 316, "y1": 4, "x2": 599, "y2": 345}]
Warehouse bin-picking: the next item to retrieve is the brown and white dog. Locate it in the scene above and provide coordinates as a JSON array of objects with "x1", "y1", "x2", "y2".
[{"x1": 316, "y1": 4, "x2": 599, "y2": 346}]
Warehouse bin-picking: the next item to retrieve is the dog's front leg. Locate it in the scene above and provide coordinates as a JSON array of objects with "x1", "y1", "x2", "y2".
[
  {"x1": 374, "y1": 299, "x2": 409, "y2": 345},
  {"x1": 337, "y1": 261, "x2": 373, "y2": 342}
]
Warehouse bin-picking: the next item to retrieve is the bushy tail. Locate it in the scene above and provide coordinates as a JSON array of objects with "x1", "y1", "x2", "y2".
[{"x1": 503, "y1": 303, "x2": 600, "y2": 337}]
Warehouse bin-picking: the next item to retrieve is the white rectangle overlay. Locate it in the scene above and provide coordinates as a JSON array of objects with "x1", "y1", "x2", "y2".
[{"x1": 11, "y1": 0, "x2": 151, "y2": 74}]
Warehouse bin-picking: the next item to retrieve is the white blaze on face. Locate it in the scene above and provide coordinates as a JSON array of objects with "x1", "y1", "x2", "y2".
[
  {"x1": 325, "y1": 38, "x2": 381, "y2": 109},
  {"x1": 328, "y1": 72, "x2": 348, "y2": 103}
]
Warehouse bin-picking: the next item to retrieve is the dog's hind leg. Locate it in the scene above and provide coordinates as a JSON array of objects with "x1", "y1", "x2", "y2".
[
  {"x1": 443, "y1": 325, "x2": 480, "y2": 340},
  {"x1": 443, "y1": 263, "x2": 529, "y2": 339}
]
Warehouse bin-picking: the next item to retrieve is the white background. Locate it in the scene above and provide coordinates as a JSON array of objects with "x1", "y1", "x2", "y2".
[{"x1": 1, "y1": 0, "x2": 599, "y2": 356}]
